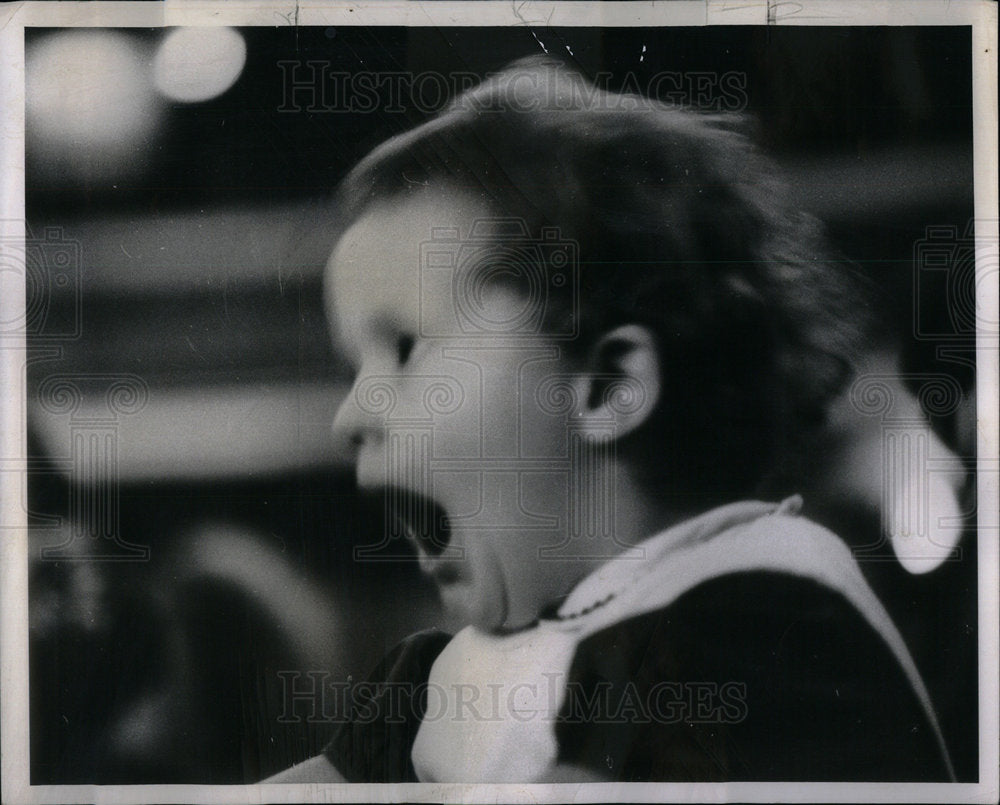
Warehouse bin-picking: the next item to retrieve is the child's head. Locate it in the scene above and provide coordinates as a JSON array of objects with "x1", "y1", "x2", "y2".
[{"x1": 326, "y1": 57, "x2": 882, "y2": 632}]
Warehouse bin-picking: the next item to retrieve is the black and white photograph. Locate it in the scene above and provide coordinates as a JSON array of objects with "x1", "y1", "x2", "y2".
[{"x1": 1, "y1": 1, "x2": 997, "y2": 803}]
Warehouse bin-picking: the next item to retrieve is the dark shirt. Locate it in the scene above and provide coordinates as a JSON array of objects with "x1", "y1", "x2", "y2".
[{"x1": 324, "y1": 572, "x2": 952, "y2": 782}]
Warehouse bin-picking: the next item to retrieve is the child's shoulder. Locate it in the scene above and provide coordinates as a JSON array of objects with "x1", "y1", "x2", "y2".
[
  {"x1": 559, "y1": 569, "x2": 953, "y2": 781},
  {"x1": 322, "y1": 627, "x2": 451, "y2": 783},
  {"x1": 370, "y1": 627, "x2": 452, "y2": 683}
]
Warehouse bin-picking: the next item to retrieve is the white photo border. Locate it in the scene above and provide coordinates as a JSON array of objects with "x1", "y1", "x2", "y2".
[{"x1": 1, "y1": 2, "x2": 997, "y2": 803}]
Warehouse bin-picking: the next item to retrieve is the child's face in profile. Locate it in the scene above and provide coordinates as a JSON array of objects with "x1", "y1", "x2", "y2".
[{"x1": 326, "y1": 187, "x2": 599, "y2": 633}]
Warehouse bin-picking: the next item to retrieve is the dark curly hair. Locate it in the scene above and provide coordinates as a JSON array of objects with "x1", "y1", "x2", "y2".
[{"x1": 330, "y1": 56, "x2": 885, "y2": 508}]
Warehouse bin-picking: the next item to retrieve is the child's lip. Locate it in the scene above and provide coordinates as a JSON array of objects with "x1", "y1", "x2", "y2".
[
  {"x1": 382, "y1": 487, "x2": 451, "y2": 557},
  {"x1": 418, "y1": 552, "x2": 462, "y2": 584}
]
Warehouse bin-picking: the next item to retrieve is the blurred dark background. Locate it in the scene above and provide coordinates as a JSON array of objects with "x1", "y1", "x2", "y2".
[{"x1": 24, "y1": 25, "x2": 978, "y2": 783}]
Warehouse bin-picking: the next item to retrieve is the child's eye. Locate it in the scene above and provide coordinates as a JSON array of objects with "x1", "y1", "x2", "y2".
[{"x1": 396, "y1": 334, "x2": 415, "y2": 366}]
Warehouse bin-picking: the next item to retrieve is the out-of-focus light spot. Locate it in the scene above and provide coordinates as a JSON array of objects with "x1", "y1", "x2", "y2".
[
  {"x1": 887, "y1": 430, "x2": 964, "y2": 575},
  {"x1": 153, "y1": 28, "x2": 246, "y2": 103},
  {"x1": 26, "y1": 30, "x2": 162, "y2": 183}
]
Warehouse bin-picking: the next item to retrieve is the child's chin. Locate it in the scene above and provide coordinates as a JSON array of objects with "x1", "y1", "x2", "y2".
[{"x1": 440, "y1": 585, "x2": 510, "y2": 634}]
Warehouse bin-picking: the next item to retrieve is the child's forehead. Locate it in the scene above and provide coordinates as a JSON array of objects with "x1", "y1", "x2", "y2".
[
  {"x1": 326, "y1": 186, "x2": 528, "y2": 340},
  {"x1": 326, "y1": 187, "x2": 501, "y2": 301},
  {"x1": 341, "y1": 187, "x2": 494, "y2": 254}
]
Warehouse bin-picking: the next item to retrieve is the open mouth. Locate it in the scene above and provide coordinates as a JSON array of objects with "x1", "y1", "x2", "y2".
[{"x1": 382, "y1": 486, "x2": 452, "y2": 559}]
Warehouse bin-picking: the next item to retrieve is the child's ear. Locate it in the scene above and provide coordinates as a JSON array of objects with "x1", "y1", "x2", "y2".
[{"x1": 570, "y1": 324, "x2": 661, "y2": 441}]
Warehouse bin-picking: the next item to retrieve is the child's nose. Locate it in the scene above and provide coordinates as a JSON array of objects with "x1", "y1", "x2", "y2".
[{"x1": 330, "y1": 380, "x2": 375, "y2": 457}]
